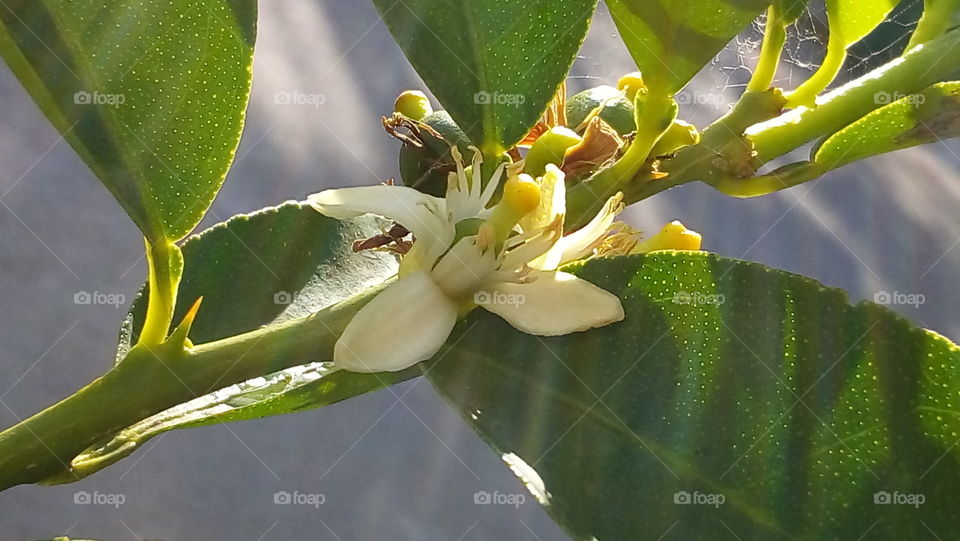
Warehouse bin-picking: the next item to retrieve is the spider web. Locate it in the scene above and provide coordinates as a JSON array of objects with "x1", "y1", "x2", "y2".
[{"x1": 575, "y1": 0, "x2": 923, "y2": 126}]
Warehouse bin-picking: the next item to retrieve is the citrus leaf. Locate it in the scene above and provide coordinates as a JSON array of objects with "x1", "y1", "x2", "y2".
[
  {"x1": 427, "y1": 252, "x2": 960, "y2": 540},
  {"x1": 371, "y1": 0, "x2": 598, "y2": 154},
  {"x1": 827, "y1": 0, "x2": 900, "y2": 48},
  {"x1": 815, "y1": 81, "x2": 960, "y2": 170},
  {"x1": 0, "y1": 0, "x2": 257, "y2": 241},
  {"x1": 605, "y1": 0, "x2": 770, "y2": 93}
]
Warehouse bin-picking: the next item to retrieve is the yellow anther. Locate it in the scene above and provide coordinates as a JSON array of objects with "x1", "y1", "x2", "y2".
[
  {"x1": 476, "y1": 222, "x2": 497, "y2": 251},
  {"x1": 633, "y1": 220, "x2": 702, "y2": 253}
]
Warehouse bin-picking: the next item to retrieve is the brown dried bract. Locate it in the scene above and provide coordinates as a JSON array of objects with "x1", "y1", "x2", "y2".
[{"x1": 561, "y1": 117, "x2": 622, "y2": 178}]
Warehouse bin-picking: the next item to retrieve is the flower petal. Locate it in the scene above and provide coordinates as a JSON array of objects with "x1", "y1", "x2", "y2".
[
  {"x1": 481, "y1": 271, "x2": 624, "y2": 336},
  {"x1": 334, "y1": 272, "x2": 458, "y2": 372},
  {"x1": 308, "y1": 186, "x2": 453, "y2": 257},
  {"x1": 431, "y1": 236, "x2": 499, "y2": 299}
]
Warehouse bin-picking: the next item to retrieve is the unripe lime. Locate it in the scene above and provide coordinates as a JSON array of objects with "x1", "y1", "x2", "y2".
[
  {"x1": 525, "y1": 126, "x2": 581, "y2": 177},
  {"x1": 565, "y1": 85, "x2": 636, "y2": 135},
  {"x1": 394, "y1": 90, "x2": 433, "y2": 120},
  {"x1": 616, "y1": 71, "x2": 646, "y2": 101},
  {"x1": 399, "y1": 143, "x2": 447, "y2": 197},
  {"x1": 421, "y1": 110, "x2": 472, "y2": 155}
]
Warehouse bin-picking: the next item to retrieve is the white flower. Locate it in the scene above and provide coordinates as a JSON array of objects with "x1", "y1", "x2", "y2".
[{"x1": 309, "y1": 147, "x2": 624, "y2": 373}]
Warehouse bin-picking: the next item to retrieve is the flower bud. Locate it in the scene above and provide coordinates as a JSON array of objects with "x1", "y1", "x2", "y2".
[
  {"x1": 650, "y1": 120, "x2": 700, "y2": 157},
  {"x1": 616, "y1": 71, "x2": 646, "y2": 101},
  {"x1": 394, "y1": 90, "x2": 433, "y2": 120},
  {"x1": 633, "y1": 221, "x2": 702, "y2": 253},
  {"x1": 525, "y1": 126, "x2": 581, "y2": 177}
]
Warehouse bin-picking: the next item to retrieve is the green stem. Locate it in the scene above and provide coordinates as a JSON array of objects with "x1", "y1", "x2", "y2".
[
  {"x1": 786, "y1": 40, "x2": 846, "y2": 108},
  {"x1": 747, "y1": 5, "x2": 787, "y2": 93},
  {"x1": 0, "y1": 281, "x2": 388, "y2": 491},
  {"x1": 906, "y1": 0, "x2": 960, "y2": 51},
  {"x1": 139, "y1": 239, "x2": 184, "y2": 346},
  {"x1": 711, "y1": 161, "x2": 825, "y2": 198},
  {"x1": 749, "y1": 26, "x2": 960, "y2": 163}
]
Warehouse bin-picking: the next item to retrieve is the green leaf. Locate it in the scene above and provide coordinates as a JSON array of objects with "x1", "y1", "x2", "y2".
[
  {"x1": 427, "y1": 252, "x2": 960, "y2": 539},
  {"x1": 62, "y1": 361, "x2": 417, "y2": 480},
  {"x1": 827, "y1": 0, "x2": 900, "y2": 48},
  {"x1": 815, "y1": 82, "x2": 960, "y2": 170},
  {"x1": 605, "y1": 0, "x2": 770, "y2": 93},
  {"x1": 371, "y1": 0, "x2": 598, "y2": 154},
  {"x1": 776, "y1": 0, "x2": 810, "y2": 24},
  {"x1": 80, "y1": 202, "x2": 416, "y2": 478},
  {"x1": 0, "y1": 1, "x2": 257, "y2": 242}
]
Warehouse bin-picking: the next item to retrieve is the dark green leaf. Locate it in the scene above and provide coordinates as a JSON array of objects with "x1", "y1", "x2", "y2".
[
  {"x1": 776, "y1": 0, "x2": 810, "y2": 24},
  {"x1": 371, "y1": 0, "x2": 598, "y2": 154},
  {"x1": 0, "y1": 0, "x2": 257, "y2": 241},
  {"x1": 605, "y1": 0, "x2": 769, "y2": 93},
  {"x1": 428, "y1": 252, "x2": 960, "y2": 540},
  {"x1": 815, "y1": 81, "x2": 960, "y2": 170}
]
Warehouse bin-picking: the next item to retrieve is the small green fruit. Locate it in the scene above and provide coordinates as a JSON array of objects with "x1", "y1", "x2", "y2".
[
  {"x1": 525, "y1": 126, "x2": 582, "y2": 177},
  {"x1": 394, "y1": 90, "x2": 433, "y2": 120},
  {"x1": 565, "y1": 85, "x2": 636, "y2": 136},
  {"x1": 421, "y1": 110, "x2": 472, "y2": 155}
]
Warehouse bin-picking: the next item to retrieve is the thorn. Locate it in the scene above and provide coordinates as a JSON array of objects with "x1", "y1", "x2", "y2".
[{"x1": 168, "y1": 296, "x2": 203, "y2": 347}]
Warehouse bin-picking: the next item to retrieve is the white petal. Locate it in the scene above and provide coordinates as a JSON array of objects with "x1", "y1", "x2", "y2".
[
  {"x1": 308, "y1": 186, "x2": 453, "y2": 256},
  {"x1": 334, "y1": 272, "x2": 458, "y2": 372},
  {"x1": 481, "y1": 271, "x2": 624, "y2": 336},
  {"x1": 431, "y1": 237, "x2": 499, "y2": 298}
]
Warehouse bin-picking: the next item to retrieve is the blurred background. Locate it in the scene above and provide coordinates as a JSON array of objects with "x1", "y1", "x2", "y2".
[{"x1": 0, "y1": 1, "x2": 957, "y2": 539}]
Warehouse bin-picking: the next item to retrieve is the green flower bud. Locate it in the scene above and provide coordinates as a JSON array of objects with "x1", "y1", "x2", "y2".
[
  {"x1": 394, "y1": 90, "x2": 433, "y2": 120},
  {"x1": 616, "y1": 71, "x2": 646, "y2": 102},
  {"x1": 525, "y1": 126, "x2": 581, "y2": 177},
  {"x1": 650, "y1": 120, "x2": 700, "y2": 157}
]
